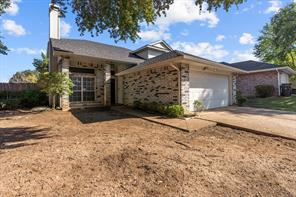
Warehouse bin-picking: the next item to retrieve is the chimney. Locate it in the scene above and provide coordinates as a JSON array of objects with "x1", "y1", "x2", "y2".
[{"x1": 49, "y1": 4, "x2": 61, "y2": 39}]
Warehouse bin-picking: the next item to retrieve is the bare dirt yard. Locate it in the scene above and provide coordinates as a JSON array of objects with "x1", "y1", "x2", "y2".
[{"x1": 0, "y1": 109, "x2": 295, "y2": 196}]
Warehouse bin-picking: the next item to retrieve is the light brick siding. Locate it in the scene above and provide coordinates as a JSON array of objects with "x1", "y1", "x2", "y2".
[
  {"x1": 236, "y1": 71, "x2": 278, "y2": 97},
  {"x1": 180, "y1": 64, "x2": 190, "y2": 110},
  {"x1": 122, "y1": 65, "x2": 180, "y2": 106},
  {"x1": 232, "y1": 74, "x2": 237, "y2": 104}
]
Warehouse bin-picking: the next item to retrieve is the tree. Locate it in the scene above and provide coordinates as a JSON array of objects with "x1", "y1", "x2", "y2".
[
  {"x1": 0, "y1": 0, "x2": 246, "y2": 51},
  {"x1": 254, "y1": 3, "x2": 296, "y2": 70},
  {"x1": 9, "y1": 70, "x2": 38, "y2": 83},
  {"x1": 33, "y1": 52, "x2": 49, "y2": 74},
  {"x1": 39, "y1": 72, "x2": 73, "y2": 109},
  {"x1": 0, "y1": 0, "x2": 10, "y2": 55},
  {"x1": 52, "y1": 0, "x2": 245, "y2": 42}
]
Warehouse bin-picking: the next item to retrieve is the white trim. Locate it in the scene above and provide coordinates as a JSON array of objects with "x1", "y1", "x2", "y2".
[
  {"x1": 131, "y1": 40, "x2": 173, "y2": 54},
  {"x1": 247, "y1": 66, "x2": 295, "y2": 75}
]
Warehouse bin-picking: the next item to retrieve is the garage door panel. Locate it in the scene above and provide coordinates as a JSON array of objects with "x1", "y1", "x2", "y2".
[{"x1": 189, "y1": 71, "x2": 229, "y2": 111}]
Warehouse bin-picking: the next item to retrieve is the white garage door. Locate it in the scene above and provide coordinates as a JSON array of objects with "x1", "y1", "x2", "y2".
[{"x1": 189, "y1": 71, "x2": 229, "y2": 111}]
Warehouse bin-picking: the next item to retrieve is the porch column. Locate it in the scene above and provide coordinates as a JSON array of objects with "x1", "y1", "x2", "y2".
[
  {"x1": 232, "y1": 74, "x2": 238, "y2": 104},
  {"x1": 61, "y1": 58, "x2": 70, "y2": 111},
  {"x1": 104, "y1": 64, "x2": 111, "y2": 106},
  {"x1": 180, "y1": 64, "x2": 190, "y2": 111}
]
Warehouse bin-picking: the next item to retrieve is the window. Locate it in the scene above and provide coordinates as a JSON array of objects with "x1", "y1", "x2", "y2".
[{"x1": 69, "y1": 76, "x2": 95, "y2": 102}]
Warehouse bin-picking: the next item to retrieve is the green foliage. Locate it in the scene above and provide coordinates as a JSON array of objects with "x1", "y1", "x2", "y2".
[
  {"x1": 133, "y1": 100, "x2": 184, "y2": 118},
  {"x1": 52, "y1": 0, "x2": 246, "y2": 42},
  {"x1": 193, "y1": 100, "x2": 205, "y2": 112},
  {"x1": 39, "y1": 72, "x2": 74, "y2": 96},
  {"x1": 9, "y1": 70, "x2": 38, "y2": 83},
  {"x1": 255, "y1": 85, "x2": 275, "y2": 98},
  {"x1": 165, "y1": 104, "x2": 184, "y2": 118},
  {"x1": 236, "y1": 91, "x2": 247, "y2": 106},
  {"x1": 33, "y1": 52, "x2": 49, "y2": 75},
  {"x1": 0, "y1": 90, "x2": 48, "y2": 110},
  {"x1": 254, "y1": 3, "x2": 296, "y2": 70},
  {"x1": 0, "y1": 0, "x2": 10, "y2": 55}
]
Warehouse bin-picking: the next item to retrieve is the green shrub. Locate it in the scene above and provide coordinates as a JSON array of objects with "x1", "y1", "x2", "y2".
[
  {"x1": 0, "y1": 90, "x2": 48, "y2": 110},
  {"x1": 193, "y1": 100, "x2": 205, "y2": 113},
  {"x1": 236, "y1": 91, "x2": 247, "y2": 106},
  {"x1": 133, "y1": 100, "x2": 142, "y2": 109},
  {"x1": 255, "y1": 85, "x2": 275, "y2": 98},
  {"x1": 165, "y1": 104, "x2": 184, "y2": 118},
  {"x1": 133, "y1": 101, "x2": 184, "y2": 118}
]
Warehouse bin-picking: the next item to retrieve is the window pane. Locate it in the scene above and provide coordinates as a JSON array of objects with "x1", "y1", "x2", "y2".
[
  {"x1": 83, "y1": 78, "x2": 94, "y2": 91},
  {"x1": 71, "y1": 77, "x2": 82, "y2": 91},
  {"x1": 70, "y1": 92, "x2": 81, "y2": 102},
  {"x1": 83, "y1": 92, "x2": 95, "y2": 101}
]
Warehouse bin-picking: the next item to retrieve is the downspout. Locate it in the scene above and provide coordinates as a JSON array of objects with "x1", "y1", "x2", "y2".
[
  {"x1": 169, "y1": 63, "x2": 181, "y2": 105},
  {"x1": 276, "y1": 68, "x2": 281, "y2": 96}
]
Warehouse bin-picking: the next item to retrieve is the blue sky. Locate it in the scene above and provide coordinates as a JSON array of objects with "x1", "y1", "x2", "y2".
[{"x1": 0, "y1": 0, "x2": 294, "y2": 82}]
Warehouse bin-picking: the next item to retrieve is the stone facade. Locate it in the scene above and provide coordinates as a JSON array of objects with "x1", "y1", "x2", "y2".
[
  {"x1": 122, "y1": 65, "x2": 179, "y2": 106},
  {"x1": 104, "y1": 64, "x2": 111, "y2": 106},
  {"x1": 232, "y1": 74, "x2": 237, "y2": 104},
  {"x1": 236, "y1": 71, "x2": 279, "y2": 97},
  {"x1": 61, "y1": 58, "x2": 70, "y2": 111},
  {"x1": 180, "y1": 64, "x2": 190, "y2": 110}
]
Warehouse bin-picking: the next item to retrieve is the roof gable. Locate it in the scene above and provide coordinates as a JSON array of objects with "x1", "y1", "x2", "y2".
[{"x1": 132, "y1": 40, "x2": 173, "y2": 54}]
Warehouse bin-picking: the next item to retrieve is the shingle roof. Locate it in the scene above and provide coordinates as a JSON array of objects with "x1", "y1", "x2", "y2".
[
  {"x1": 50, "y1": 38, "x2": 144, "y2": 64},
  {"x1": 225, "y1": 60, "x2": 280, "y2": 71}
]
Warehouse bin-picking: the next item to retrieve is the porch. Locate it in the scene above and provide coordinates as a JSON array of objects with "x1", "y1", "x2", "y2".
[{"x1": 57, "y1": 56, "x2": 129, "y2": 110}]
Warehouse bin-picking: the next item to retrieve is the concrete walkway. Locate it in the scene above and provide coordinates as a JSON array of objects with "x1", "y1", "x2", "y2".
[
  {"x1": 199, "y1": 106, "x2": 296, "y2": 140},
  {"x1": 112, "y1": 106, "x2": 216, "y2": 132}
]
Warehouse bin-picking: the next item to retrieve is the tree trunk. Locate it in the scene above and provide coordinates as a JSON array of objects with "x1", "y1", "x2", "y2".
[{"x1": 52, "y1": 94, "x2": 56, "y2": 109}]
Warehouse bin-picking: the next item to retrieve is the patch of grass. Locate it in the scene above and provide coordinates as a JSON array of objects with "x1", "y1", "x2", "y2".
[{"x1": 245, "y1": 95, "x2": 296, "y2": 112}]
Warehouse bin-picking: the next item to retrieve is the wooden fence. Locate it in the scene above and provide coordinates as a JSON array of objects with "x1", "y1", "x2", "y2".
[{"x1": 0, "y1": 83, "x2": 41, "y2": 92}]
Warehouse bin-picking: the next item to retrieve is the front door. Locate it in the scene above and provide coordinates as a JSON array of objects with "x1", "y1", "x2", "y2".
[{"x1": 70, "y1": 75, "x2": 95, "y2": 102}]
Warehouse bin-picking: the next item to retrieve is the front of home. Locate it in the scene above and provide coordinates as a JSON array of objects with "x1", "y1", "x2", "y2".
[{"x1": 48, "y1": 4, "x2": 295, "y2": 112}]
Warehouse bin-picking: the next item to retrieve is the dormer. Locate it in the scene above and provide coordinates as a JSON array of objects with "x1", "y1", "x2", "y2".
[{"x1": 132, "y1": 40, "x2": 173, "y2": 60}]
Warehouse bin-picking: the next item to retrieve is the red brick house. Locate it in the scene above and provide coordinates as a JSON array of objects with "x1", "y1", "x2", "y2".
[{"x1": 225, "y1": 61, "x2": 295, "y2": 97}]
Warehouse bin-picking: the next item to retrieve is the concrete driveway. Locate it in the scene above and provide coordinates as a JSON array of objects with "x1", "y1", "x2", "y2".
[{"x1": 199, "y1": 106, "x2": 296, "y2": 140}]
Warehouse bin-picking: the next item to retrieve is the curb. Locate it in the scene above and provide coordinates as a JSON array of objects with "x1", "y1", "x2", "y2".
[{"x1": 197, "y1": 117, "x2": 296, "y2": 141}]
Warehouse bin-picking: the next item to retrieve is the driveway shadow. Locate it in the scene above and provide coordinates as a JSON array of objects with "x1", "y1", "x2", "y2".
[
  {"x1": 71, "y1": 108, "x2": 133, "y2": 124},
  {"x1": 0, "y1": 126, "x2": 50, "y2": 151}
]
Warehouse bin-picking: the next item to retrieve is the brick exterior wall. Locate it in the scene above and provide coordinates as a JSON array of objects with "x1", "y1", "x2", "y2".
[
  {"x1": 122, "y1": 65, "x2": 179, "y2": 106},
  {"x1": 236, "y1": 71, "x2": 278, "y2": 97},
  {"x1": 180, "y1": 64, "x2": 190, "y2": 110}
]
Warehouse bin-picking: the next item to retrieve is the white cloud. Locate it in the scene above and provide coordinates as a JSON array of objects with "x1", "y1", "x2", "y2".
[
  {"x1": 239, "y1": 33, "x2": 255, "y2": 45},
  {"x1": 180, "y1": 29, "x2": 189, "y2": 36},
  {"x1": 172, "y1": 41, "x2": 229, "y2": 61},
  {"x1": 139, "y1": 29, "x2": 171, "y2": 41},
  {"x1": 4, "y1": 0, "x2": 21, "y2": 16},
  {"x1": 156, "y1": 1, "x2": 219, "y2": 30},
  {"x1": 139, "y1": 0, "x2": 219, "y2": 41},
  {"x1": 216, "y1": 34, "x2": 226, "y2": 41},
  {"x1": 11, "y1": 48, "x2": 44, "y2": 55},
  {"x1": 265, "y1": 0, "x2": 282, "y2": 14},
  {"x1": 230, "y1": 49, "x2": 259, "y2": 62},
  {"x1": 2, "y1": 19, "x2": 26, "y2": 36},
  {"x1": 60, "y1": 21, "x2": 71, "y2": 37}
]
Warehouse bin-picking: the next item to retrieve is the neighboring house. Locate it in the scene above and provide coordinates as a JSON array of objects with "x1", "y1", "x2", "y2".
[
  {"x1": 223, "y1": 61, "x2": 295, "y2": 97},
  {"x1": 47, "y1": 4, "x2": 295, "y2": 112}
]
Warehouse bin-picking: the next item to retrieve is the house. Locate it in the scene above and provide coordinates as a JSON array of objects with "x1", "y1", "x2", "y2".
[
  {"x1": 223, "y1": 61, "x2": 295, "y2": 97},
  {"x1": 48, "y1": 4, "x2": 244, "y2": 112},
  {"x1": 47, "y1": 4, "x2": 295, "y2": 112}
]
